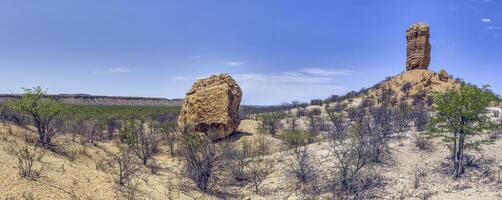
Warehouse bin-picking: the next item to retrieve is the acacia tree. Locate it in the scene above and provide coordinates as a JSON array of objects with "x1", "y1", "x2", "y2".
[
  {"x1": 7, "y1": 87, "x2": 63, "y2": 147},
  {"x1": 428, "y1": 83, "x2": 499, "y2": 177}
]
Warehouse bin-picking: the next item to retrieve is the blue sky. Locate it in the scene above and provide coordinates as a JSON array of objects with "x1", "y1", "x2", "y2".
[{"x1": 0, "y1": 0, "x2": 500, "y2": 105}]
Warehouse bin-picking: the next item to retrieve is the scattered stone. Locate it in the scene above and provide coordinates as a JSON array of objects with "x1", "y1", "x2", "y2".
[
  {"x1": 438, "y1": 70, "x2": 449, "y2": 82},
  {"x1": 406, "y1": 23, "x2": 431, "y2": 71},
  {"x1": 178, "y1": 73, "x2": 242, "y2": 140}
]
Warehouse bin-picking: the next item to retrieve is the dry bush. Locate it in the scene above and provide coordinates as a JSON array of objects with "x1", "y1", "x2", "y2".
[
  {"x1": 15, "y1": 143, "x2": 45, "y2": 180},
  {"x1": 412, "y1": 133, "x2": 432, "y2": 151},
  {"x1": 82, "y1": 119, "x2": 104, "y2": 145},
  {"x1": 286, "y1": 146, "x2": 320, "y2": 199},
  {"x1": 105, "y1": 148, "x2": 141, "y2": 186},
  {"x1": 285, "y1": 111, "x2": 298, "y2": 131},
  {"x1": 179, "y1": 133, "x2": 221, "y2": 192},
  {"x1": 326, "y1": 107, "x2": 347, "y2": 141},
  {"x1": 394, "y1": 102, "x2": 413, "y2": 137},
  {"x1": 160, "y1": 120, "x2": 178, "y2": 156},
  {"x1": 325, "y1": 120, "x2": 385, "y2": 198},
  {"x1": 221, "y1": 139, "x2": 251, "y2": 182},
  {"x1": 412, "y1": 106, "x2": 429, "y2": 132},
  {"x1": 282, "y1": 129, "x2": 320, "y2": 198},
  {"x1": 248, "y1": 155, "x2": 274, "y2": 194},
  {"x1": 245, "y1": 136, "x2": 275, "y2": 194},
  {"x1": 306, "y1": 108, "x2": 327, "y2": 134}
]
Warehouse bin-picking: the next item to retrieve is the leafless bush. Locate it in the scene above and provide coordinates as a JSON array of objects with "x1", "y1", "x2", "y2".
[
  {"x1": 370, "y1": 106, "x2": 393, "y2": 137},
  {"x1": 15, "y1": 143, "x2": 45, "y2": 180},
  {"x1": 248, "y1": 155, "x2": 274, "y2": 194},
  {"x1": 308, "y1": 109, "x2": 329, "y2": 134},
  {"x1": 221, "y1": 139, "x2": 251, "y2": 182},
  {"x1": 105, "y1": 148, "x2": 141, "y2": 186},
  {"x1": 254, "y1": 134, "x2": 271, "y2": 156},
  {"x1": 160, "y1": 120, "x2": 178, "y2": 156},
  {"x1": 412, "y1": 133, "x2": 432, "y2": 151},
  {"x1": 83, "y1": 119, "x2": 104, "y2": 145},
  {"x1": 180, "y1": 133, "x2": 220, "y2": 192},
  {"x1": 394, "y1": 102, "x2": 413, "y2": 137},
  {"x1": 104, "y1": 116, "x2": 121, "y2": 140},
  {"x1": 325, "y1": 120, "x2": 384, "y2": 198},
  {"x1": 285, "y1": 111, "x2": 298, "y2": 131},
  {"x1": 286, "y1": 146, "x2": 320, "y2": 199},
  {"x1": 413, "y1": 106, "x2": 429, "y2": 132}
]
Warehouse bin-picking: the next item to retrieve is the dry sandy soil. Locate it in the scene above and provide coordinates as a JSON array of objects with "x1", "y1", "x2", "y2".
[{"x1": 0, "y1": 116, "x2": 501, "y2": 200}]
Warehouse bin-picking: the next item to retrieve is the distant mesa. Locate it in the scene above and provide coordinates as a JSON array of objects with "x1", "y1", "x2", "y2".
[
  {"x1": 406, "y1": 23, "x2": 431, "y2": 71},
  {"x1": 0, "y1": 94, "x2": 182, "y2": 107},
  {"x1": 178, "y1": 73, "x2": 242, "y2": 140}
]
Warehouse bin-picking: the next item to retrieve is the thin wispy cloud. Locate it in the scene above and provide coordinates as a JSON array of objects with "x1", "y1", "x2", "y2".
[
  {"x1": 301, "y1": 67, "x2": 354, "y2": 76},
  {"x1": 234, "y1": 67, "x2": 353, "y2": 84},
  {"x1": 482, "y1": 18, "x2": 491, "y2": 23},
  {"x1": 108, "y1": 67, "x2": 132, "y2": 73},
  {"x1": 225, "y1": 61, "x2": 245, "y2": 67},
  {"x1": 235, "y1": 73, "x2": 333, "y2": 84},
  {"x1": 487, "y1": 26, "x2": 501, "y2": 30}
]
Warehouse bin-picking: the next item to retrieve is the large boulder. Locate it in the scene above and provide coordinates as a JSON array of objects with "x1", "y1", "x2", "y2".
[
  {"x1": 178, "y1": 73, "x2": 242, "y2": 140},
  {"x1": 406, "y1": 23, "x2": 431, "y2": 71}
]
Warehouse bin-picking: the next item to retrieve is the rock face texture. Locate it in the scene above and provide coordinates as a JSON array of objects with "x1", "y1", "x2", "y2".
[
  {"x1": 406, "y1": 23, "x2": 431, "y2": 71},
  {"x1": 178, "y1": 74, "x2": 242, "y2": 140},
  {"x1": 438, "y1": 70, "x2": 449, "y2": 82}
]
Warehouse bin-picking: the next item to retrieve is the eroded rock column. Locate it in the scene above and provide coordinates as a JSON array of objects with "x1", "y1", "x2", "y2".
[{"x1": 406, "y1": 23, "x2": 431, "y2": 71}]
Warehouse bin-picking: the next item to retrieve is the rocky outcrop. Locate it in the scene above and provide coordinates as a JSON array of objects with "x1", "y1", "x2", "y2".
[
  {"x1": 406, "y1": 23, "x2": 431, "y2": 71},
  {"x1": 178, "y1": 73, "x2": 242, "y2": 140},
  {"x1": 438, "y1": 70, "x2": 449, "y2": 82}
]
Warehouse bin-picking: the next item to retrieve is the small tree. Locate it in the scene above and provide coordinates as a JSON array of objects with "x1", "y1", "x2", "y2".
[
  {"x1": 428, "y1": 83, "x2": 499, "y2": 177},
  {"x1": 7, "y1": 87, "x2": 63, "y2": 147}
]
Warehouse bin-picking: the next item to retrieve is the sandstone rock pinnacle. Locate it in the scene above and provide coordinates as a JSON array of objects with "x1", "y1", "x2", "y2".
[
  {"x1": 406, "y1": 23, "x2": 431, "y2": 71},
  {"x1": 178, "y1": 73, "x2": 242, "y2": 140}
]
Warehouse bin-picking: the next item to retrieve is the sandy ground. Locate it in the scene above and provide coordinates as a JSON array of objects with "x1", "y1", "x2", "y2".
[{"x1": 1, "y1": 118, "x2": 501, "y2": 200}]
